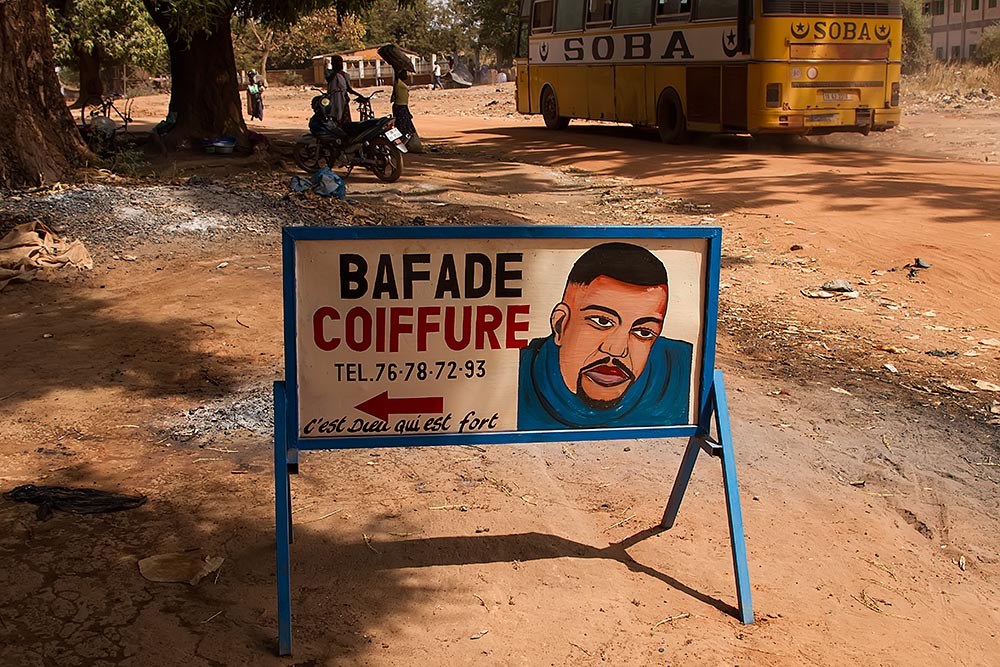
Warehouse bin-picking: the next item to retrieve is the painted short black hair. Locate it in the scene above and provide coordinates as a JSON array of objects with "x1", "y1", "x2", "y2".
[{"x1": 566, "y1": 242, "x2": 667, "y2": 287}]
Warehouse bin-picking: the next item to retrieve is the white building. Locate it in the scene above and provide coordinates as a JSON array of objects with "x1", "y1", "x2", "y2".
[{"x1": 925, "y1": 0, "x2": 1000, "y2": 60}]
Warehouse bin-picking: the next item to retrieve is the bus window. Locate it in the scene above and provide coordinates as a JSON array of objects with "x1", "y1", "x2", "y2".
[
  {"x1": 615, "y1": 0, "x2": 654, "y2": 25},
  {"x1": 532, "y1": 0, "x2": 554, "y2": 30},
  {"x1": 556, "y1": 0, "x2": 586, "y2": 31},
  {"x1": 693, "y1": 0, "x2": 738, "y2": 19},
  {"x1": 587, "y1": 0, "x2": 614, "y2": 24},
  {"x1": 656, "y1": 0, "x2": 691, "y2": 18}
]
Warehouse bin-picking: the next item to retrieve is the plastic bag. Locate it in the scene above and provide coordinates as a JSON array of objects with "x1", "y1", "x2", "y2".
[{"x1": 311, "y1": 167, "x2": 346, "y2": 199}]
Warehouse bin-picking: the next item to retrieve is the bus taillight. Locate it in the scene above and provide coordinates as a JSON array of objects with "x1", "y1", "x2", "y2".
[{"x1": 890, "y1": 82, "x2": 900, "y2": 107}]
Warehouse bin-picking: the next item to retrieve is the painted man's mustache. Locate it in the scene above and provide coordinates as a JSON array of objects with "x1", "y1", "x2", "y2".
[{"x1": 580, "y1": 357, "x2": 635, "y2": 382}]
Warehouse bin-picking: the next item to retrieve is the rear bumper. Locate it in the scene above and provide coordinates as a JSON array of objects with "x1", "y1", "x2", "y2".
[{"x1": 751, "y1": 107, "x2": 900, "y2": 135}]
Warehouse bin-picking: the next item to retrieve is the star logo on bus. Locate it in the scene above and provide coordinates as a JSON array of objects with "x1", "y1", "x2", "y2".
[
  {"x1": 791, "y1": 22, "x2": 810, "y2": 39},
  {"x1": 539, "y1": 42, "x2": 549, "y2": 61},
  {"x1": 875, "y1": 24, "x2": 890, "y2": 40},
  {"x1": 722, "y1": 30, "x2": 739, "y2": 58}
]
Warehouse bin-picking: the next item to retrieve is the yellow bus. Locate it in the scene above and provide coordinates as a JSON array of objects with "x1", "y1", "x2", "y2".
[{"x1": 514, "y1": 0, "x2": 902, "y2": 142}]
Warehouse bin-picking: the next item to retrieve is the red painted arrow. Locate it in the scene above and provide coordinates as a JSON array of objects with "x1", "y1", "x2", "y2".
[{"x1": 354, "y1": 391, "x2": 445, "y2": 422}]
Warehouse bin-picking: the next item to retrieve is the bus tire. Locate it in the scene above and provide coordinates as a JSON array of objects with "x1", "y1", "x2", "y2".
[
  {"x1": 541, "y1": 86, "x2": 569, "y2": 130},
  {"x1": 656, "y1": 89, "x2": 688, "y2": 145}
]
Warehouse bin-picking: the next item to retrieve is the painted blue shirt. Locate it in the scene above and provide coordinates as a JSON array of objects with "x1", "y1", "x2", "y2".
[{"x1": 517, "y1": 336, "x2": 692, "y2": 430}]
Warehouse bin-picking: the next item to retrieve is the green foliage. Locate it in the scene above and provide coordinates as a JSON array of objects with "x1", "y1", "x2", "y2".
[
  {"x1": 362, "y1": 0, "x2": 449, "y2": 56},
  {"x1": 978, "y1": 22, "x2": 1000, "y2": 64},
  {"x1": 48, "y1": 0, "x2": 168, "y2": 72},
  {"x1": 901, "y1": 0, "x2": 930, "y2": 73},
  {"x1": 233, "y1": 10, "x2": 365, "y2": 71},
  {"x1": 451, "y1": 0, "x2": 520, "y2": 65}
]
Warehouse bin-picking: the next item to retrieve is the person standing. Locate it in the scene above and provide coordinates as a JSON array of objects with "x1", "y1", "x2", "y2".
[
  {"x1": 249, "y1": 72, "x2": 266, "y2": 121},
  {"x1": 431, "y1": 61, "x2": 442, "y2": 90},
  {"x1": 326, "y1": 55, "x2": 357, "y2": 126},
  {"x1": 391, "y1": 69, "x2": 422, "y2": 152}
]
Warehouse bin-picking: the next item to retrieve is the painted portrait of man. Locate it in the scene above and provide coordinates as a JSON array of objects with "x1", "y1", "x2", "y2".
[{"x1": 517, "y1": 242, "x2": 693, "y2": 429}]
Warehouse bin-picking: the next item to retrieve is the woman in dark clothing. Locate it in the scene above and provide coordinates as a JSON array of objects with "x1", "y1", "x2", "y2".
[{"x1": 390, "y1": 70, "x2": 416, "y2": 137}]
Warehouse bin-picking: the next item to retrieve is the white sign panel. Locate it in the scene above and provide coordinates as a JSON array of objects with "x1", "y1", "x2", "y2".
[{"x1": 294, "y1": 235, "x2": 709, "y2": 439}]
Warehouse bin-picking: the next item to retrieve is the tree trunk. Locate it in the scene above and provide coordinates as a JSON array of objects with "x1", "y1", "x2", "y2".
[
  {"x1": 71, "y1": 42, "x2": 104, "y2": 109},
  {"x1": 261, "y1": 47, "x2": 270, "y2": 87},
  {"x1": 0, "y1": 0, "x2": 91, "y2": 190},
  {"x1": 143, "y1": 3, "x2": 246, "y2": 147}
]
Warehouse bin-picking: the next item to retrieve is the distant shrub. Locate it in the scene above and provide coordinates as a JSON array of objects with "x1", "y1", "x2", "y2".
[
  {"x1": 978, "y1": 23, "x2": 1000, "y2": 64},
  {"x1": 281, "y1": 70, "x2": 303, "y2": 86},
  {"x1": 902, "y1": 0, "x2": 931, "y2": 73}
]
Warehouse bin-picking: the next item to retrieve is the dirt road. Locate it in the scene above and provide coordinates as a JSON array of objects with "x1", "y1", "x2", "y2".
[{"x1": 1, "y1": 85, "x2": 998, "y2": 666}]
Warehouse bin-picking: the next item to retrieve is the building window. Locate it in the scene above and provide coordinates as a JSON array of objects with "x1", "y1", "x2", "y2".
[
  {"x1": 922, "y1": 1, "x2": 930, "y2": 11},
  {"x1": 990, "y1": 0, "x2": 997, "y2": 7},
  {"x1": 951, "y1": 45, "x2": 962, "y2": 59},
  {"x1": 932, "y1": 0, "x2": 945, "y2": 14},
  {"x1": 953, "y1": 0, "x2": 961, "y2": 11},
  {"x1": 969, "y1": 43, "x2": 978, "y2": 58},
  {"x1": 936, "y1": 47, "x2": 944, "y2": 59},
  {"x1": 972, "y1": 0, "x2": 979, "y2": 8}
]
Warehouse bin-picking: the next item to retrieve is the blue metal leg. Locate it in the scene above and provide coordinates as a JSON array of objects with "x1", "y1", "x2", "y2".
[
  {"x1": 274, "y1": 381, "x2": 293, "y2": 655},
  {"x1": 661, "y1": 436, "x2": 702, "y2": 529},
  {"x1": 711, "y1": 371, "x2": 754, "y2": 624}
]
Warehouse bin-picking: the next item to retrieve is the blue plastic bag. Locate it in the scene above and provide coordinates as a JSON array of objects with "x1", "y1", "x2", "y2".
[
  {"x1": 289, "y1": 175, "x2": 312, "y2": 192},
  {"x1": 311, "y1": 167, "x2": 346, "y2": 200}
]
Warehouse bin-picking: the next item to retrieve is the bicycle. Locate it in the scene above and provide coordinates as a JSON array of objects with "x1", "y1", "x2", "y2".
[{"x1": 78, "y1": 93, "x2": 134, "y2": 155}]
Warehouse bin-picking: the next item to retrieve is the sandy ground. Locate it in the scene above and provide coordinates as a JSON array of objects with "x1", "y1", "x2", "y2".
[{"x1": 1, "y1": 82, "x2": 999, "y2": 666}]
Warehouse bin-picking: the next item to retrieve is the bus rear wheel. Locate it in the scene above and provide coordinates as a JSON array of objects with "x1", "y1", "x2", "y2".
[
  {"x1": 541, "y1": 87, "x2": 569, "y2": 130},
  {"x1": 656, "y1": 89, "x2": 688, "y2": 145}
]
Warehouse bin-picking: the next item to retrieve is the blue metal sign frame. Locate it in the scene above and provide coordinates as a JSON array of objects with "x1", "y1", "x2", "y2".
[{"x1": 273, "y1": 226, "x2": 753, "y2": 655}]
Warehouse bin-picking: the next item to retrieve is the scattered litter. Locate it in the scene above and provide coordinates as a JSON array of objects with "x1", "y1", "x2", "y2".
[
  {"x1": 959, "y1": 555, "x2": 967, "y2": 571},
  {"x1": 925, "y1": 350, "x2": 958, "y2": 357},
  {"x1": 877, "y1": 345, "x2": 907, "y2": 354},
  {"x1": 802, "y1": 279, "x2": 858, "y2": 299},
  {"x1": 831, "y1": 387, "x2": 853, "y2": 396},
  {"x1": 944, "y1": 383, "x2": 974, "y2": 393},
  {"x1": 973, "y1": 380, "x2": 1000, "y2": 392},
  {"x1": 603, "y1": 514, "x2": 636, "y2": 532},
  {"x1": 821, "y1": 279, "x2": 854, "y2": 292},
  {"x1": 883, "y1": 363, "x2": 898, "y2": 374},
  {"x1": 979, "y1": 338, "x2": 1000, "y2": 347},
  {"x1": 801, "y1": 286, "x2": 836, "y2": 299},
  {"x1": 650, "y1": 613, "x2": 689, "y2": 630},
  {"x1": 138, "y1": 551, "x2": 224, "y2": 585},
  {"x1": 849, "y1": 480, "x2": 866, "y2": 487},
  {"x1": 201, "y1": 610, "x2": 223, "y2": 624},
  {"x1": 470, "y1": 629, "x2": 489, "y2": 640},
  {"x1": 0, "y1": 221, "x2": 93, "y2": 291},
  {"x1": 363, "y1": 533, "x2": 380, "y2": 554},
  {"x1": 3, "y1": 484, "x2": 146, "y2": 521},
  {"x1": 216, "y1": 261, "x2": 229, "y2": 269},
  {"x1": 473, "y1": 593, "x2": 489, "y2": 610}
]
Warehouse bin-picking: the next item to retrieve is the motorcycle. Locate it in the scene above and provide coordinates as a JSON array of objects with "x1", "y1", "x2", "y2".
[{"x1": 293, "y1": 90, "x2": 406, "y2": 183}]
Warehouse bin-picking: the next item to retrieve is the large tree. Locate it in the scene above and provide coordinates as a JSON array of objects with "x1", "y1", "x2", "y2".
[
  {"x1": 142, "y1": 0, "x2": 377, "y2": 147},
  {"x1": 1, "y1": 0, "x2": 90, "y2": 189},
  {"x1": 48, "y1": 0, "x2": 167, "y2": 107}
]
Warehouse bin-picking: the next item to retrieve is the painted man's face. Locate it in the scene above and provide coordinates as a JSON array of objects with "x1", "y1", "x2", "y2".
[{"x1": 550, "y1": 275, "x2": 668, "y2": 409}]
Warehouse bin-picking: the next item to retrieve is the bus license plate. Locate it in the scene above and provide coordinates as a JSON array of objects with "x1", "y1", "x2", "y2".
[{"x1": 823, "y1": 91, "x2": 858, "y2": 102}]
